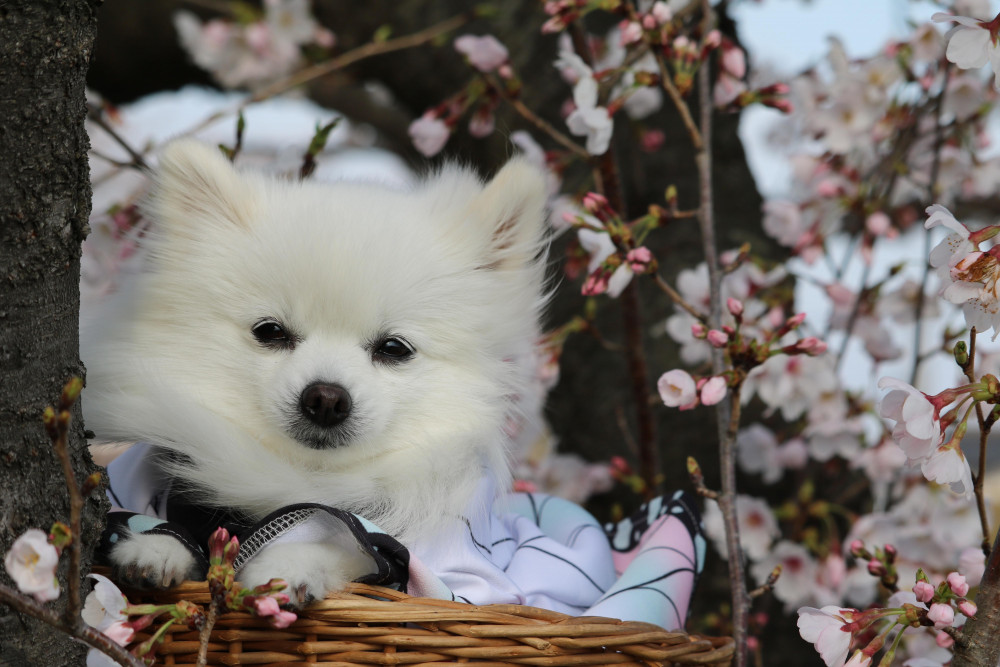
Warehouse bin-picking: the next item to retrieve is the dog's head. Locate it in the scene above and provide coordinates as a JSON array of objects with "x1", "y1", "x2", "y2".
[{"x1": 87, "y1": 141, "x2": 548, "y2": 498}]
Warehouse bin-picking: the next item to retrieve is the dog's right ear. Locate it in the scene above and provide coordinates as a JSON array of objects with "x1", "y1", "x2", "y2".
[{"x1": 149, "y1": 140, "x2": 258, "y2": 235}]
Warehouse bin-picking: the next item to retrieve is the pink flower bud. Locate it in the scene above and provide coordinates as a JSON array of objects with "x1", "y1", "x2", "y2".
[
  {"x1": 726, "y1": 297, "x2": 744, "y2": 317},
  {"x1": 626, "y1": 246, "x2": 653, "y2": 273},
  {"x1": 849, "y1": 540, "x2": 865, "y2": 557},
  {"x1": 691, "y1": 323, "x2": 708, "y2": 338},
  {"x1": 927, "y1": 603, "x2": 955, "y2": 629},
  {"x1": 582, "y1": 192, "x2": 609, "y2": 214},
  {"x1": 913, "y1": 581, "x2": 935, "y2": 603},
  {"x1": 797, "y1": 337, "x2": 828, "y2": 355},
  {"x1": 947, "y1": 572, "x2": 970, "y2": 597},
  {"x1": 619, "y1": 20, "x2": 643, "y2": 45},
  {"x1": 650, "y1": 1, "x2": 672, "y2": 24},
  {"x1": 703, "y1": 29, "x2": 721, "y2": 50},
  {"x1": 936, "y1": 630, "x2": 954, "y2": 648},
  {"x1": 785, "y1": 312, "x2": 806, "y2": 329},
  {"x1": 253, "y1": 596, "x2": 281, "y2": 617},
  {"x1": 958, "y1": 599, "x2": 977, "y2": 618},
  {"x1": 270, "y1": 610, "x2": 298, "y2": 629},
  {"x1": 700, "y1": 376, "x2": 727, "y2": 406},
  {"x1": 581, "y1": 269, "x2": 610, "y2": 296},
  {"x1": 707, "y1": 329, "x2": 729, "y2": 347},
  {"x1": 208, "y1": 528, "x2": 231, "y2": 563},
  {"x1": 867, "y1": 559, "x2": 885, "y2": 577}
]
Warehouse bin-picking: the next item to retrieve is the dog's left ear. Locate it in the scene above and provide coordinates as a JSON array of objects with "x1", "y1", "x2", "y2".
[{"x1": 469, "y1": 159, "x2": 548, "y2": 271}]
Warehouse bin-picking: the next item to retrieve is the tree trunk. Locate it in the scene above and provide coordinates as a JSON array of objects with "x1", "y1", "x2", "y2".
[{"x1": 0, "y1": 1, "x2": 106, "y2": 665}]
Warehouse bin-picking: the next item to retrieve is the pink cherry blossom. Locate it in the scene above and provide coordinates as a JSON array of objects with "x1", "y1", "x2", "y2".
[
  {"x1": 454, "y1": 34, "x2": 509, "y2": 72},
  {"x1": 936, "y1": 630, "x2": 955, "y2": 648},
  {"x1": 253, "y1": 596, "x2": 281, "y2": 617},
  {"x1": 796, "y1": 605, "x2": 855, "y2": 667},
  {"x1": 658, "y1": 369, "x2": 697, "y2": 408},
  {"x1": 4, "y1": 529, "x2": 60, "y2": 603},
  {"x1": 927, "y1": 602, "x2": 955, "y2": 629},
  {"x1": 408, "y1": 113, "x2": 451, "y2": 157}
]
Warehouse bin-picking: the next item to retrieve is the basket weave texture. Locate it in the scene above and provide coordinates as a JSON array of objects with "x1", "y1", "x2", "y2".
[{"x1": 137, "y1": 581, "x2": 734, "y2": 666}]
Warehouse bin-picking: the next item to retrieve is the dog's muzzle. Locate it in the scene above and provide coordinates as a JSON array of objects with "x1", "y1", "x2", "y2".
[{"x1": 299, "y1": 382, "x2": 352, "y2": 428}]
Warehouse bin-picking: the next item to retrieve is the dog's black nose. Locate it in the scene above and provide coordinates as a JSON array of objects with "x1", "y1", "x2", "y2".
[{"x1": 299, "y1": 383, "x2": 352, "y2": 427}]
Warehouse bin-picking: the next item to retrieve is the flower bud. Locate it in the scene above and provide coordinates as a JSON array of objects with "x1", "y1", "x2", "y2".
[
  {"x1": 927, "y1": 603, "x2": 955, "y2": 629},
  {"x1": 954, "y1": 341, "x2": 969, "y2": 367},
  {"x1": 867, "y1": 559, "x2": 885, "y2": 577},
  {"x1": 913, "y1": 581, "x2": 935, "y2": 603},
  {"x1": 936, "y1": 630, "x2": 954, "y2": 648},
  {"x1": 947, "y1": 572, "x2": 970, "y2": 597},
  {"x1": 208, "y1": 528, "x2": 231, "y2": 563},
  {"x1": 849, "y1": 539, "x2": 868, "y2": 559},
  {"x1": 59, "y1": 377, "x2": 84, "y2": 410},
  {"x1": 884, "y1": 543, "x2": 897, "y2": 563},
  {"x1": 707, "y1": 329, "x2": 729, "y2": 347},
  {"x1": 958, "y1": 599, "x2": 977, "y2": 618},
  {"x1": 691, "y1": 323, "x2": 708, "y2": 339},
  {"x1": 726, "y1": 297, "x2": 744, "y2": 317}
]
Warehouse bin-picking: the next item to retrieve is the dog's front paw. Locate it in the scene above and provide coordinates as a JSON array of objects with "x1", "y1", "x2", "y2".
[
  {"x1": 109, "y1": 532, "x2": 202, "y2": 589},
  {"x1": 239, "y1": 542, "x2": 375, "y2": 607}
]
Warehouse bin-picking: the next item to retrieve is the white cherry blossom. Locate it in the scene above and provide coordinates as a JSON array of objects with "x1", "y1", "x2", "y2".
[
  {"x1": 933, "y1": 12, "x2": 1000, "y2": 87},
  {"x1": 797, "y1": 605, "x2": 857, "y2": 667},
  {"x1": 3, "y1": 529, "x2": 60, "y2": 603}
]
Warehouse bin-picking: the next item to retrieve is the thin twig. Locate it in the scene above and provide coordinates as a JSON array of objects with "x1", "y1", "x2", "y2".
[
  {"x1": 488, "y1": 74, "x2": 591, "y2": 160},
  {"x1": 655, "y1": 54, "x2": 703, "y2": 151},
  {"x1": 748, "y1": 565, "x2": 781, "y2": 600},
  {"x1": 195, "y1": 597, "x2": 221, "y2": 667},
  {"x1": 653, "y1": 273, "x2": 706, "y2": 321},
  {"x1": 965, "y1": 328, "x2": 993, "y2": 553},
  {"x1": 86, "y1": 105, "x2": 150, "y2": 171},
  {"x1": 0, "y1": 585, "x2": 145, "y2": 667},
  {"x1": 50, "y1": 403, "x2": 84, "y2": 625}
]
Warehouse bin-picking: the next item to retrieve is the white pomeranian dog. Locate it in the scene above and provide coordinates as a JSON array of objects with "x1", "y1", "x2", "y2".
[{"x1": 82, "y1": 140, "x2": 548, "y2": 603}]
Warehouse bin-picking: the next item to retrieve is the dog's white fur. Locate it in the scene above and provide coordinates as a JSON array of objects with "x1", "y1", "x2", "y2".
[{"x1": 83, "y1": 141, "x2": 548, "y2": 599}]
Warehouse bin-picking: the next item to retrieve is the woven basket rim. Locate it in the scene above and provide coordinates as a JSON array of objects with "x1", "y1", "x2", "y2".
[{"x1": 120, "y1": 577, "x2": 734, "y2": 666}]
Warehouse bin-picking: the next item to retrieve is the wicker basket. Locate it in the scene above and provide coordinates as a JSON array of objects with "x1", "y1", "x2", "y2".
[{"x1": 134, "y1": 581, "x2": 734, "y2": 666}]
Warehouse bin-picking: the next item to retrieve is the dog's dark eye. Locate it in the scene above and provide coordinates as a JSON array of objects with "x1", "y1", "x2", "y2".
[
  {"x1": 252, "y1": 320, "x2": 294, "y2": 349},
  {"x1": 374, "y1": 337, "x2": 414, "y2": 363}
]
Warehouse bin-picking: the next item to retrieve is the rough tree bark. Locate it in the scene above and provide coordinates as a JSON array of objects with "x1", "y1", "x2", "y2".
[{"x1": 0, "y1": 1, "x2": 107, "y2": 665}]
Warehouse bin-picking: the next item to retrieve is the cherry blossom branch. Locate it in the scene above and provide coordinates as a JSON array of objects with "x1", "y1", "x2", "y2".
[
  {"x1": 484, "y1": 74, "x2": 590, "y2": 160},
  {"x1": 0, "y1": 584, "x2": 144, "y2": 667},
  {"x1": 910, "y1": 65, "x2": 950, "y2": 387},
  {"x1": 86, "y1": 103, "x2": 150, "y2": 171},
  {"x1": 195, "y1": 597, "x2": 220, "y2": 667},
  {"x1": 654, "y1": 54, "x2": 704, "y2": 152},
  {"x1": 43, "y1": 379, "x2": 86, "y2": 625},
  {"x1": 748, "y1": 565, "x2": 781, "y2": 600},
  {"x1": 179, "y1": 13, "x2": 474, "y2": 139},
  {"x1": 653, "y1": 273, "x2": 706, "y2": 321},
  {"x1": 963, "y1": 328, "x2": 992, "y2": 551}
]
